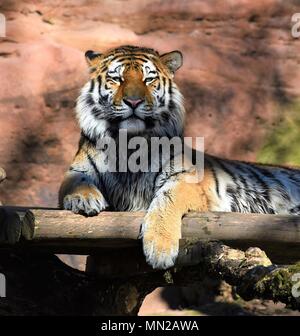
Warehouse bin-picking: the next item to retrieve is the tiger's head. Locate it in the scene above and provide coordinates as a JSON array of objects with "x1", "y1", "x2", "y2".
[{"x1": 77, "y1": 45, "x2": 184, "y2": 140}]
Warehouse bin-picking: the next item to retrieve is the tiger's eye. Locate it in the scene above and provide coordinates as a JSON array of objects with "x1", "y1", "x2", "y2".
[
  {"x1": 107, "y1": 76, "x2": 122, "y2": 84},
  {"x1": 145, "y1": 77, "x2": 157, "y2": 84}
]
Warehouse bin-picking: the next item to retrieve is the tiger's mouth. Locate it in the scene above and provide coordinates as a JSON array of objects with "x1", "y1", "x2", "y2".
[
  {"x1": 118, "y1": 116, "x2": 146, "y2": 133},
  {"x1": 111, "y1": 113, "x2": 156, "y2": 133},
  {"x1": 121, "y1": 114, "x2": 145, "y2": 122}
]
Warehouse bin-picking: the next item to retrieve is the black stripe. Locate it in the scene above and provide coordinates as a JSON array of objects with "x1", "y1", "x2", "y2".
[
  {"x1": 97, "y1": 76, "x2": 102, "y2": 93},
  {"x1": 86, "y1": 152, "x2": 111, "y2": 203},
  {"x1": 103, "y1": 54, "x2": 122, "y2": 63},
  {"x1": 99, "y1": 65, "x2": 108, "y2": 72},
  {"x1": 215, "y1": 159, "x2": 238, "y2": 184},
  {"x1": 255, "y1": 165, "x2": 290, "y2": 198},
  {"x1": 159, "y1": 77, "x2": 166, "y2": 107},
  {"x1": 96, "y1": 75, "x2": 109, "y2": 106},
  {"x1": 228, "y1": 164, "x2": 266, "y2": 213},
  {"x1": 236, "y1": 164, "x2": 259, "y2": 188},
  {"x1": 168, "y1": 79, "x2": 175, "y2": 110},
  {"x1": 101, "y1": 94, "x2": 109, "y2": 104},
  {"x1": 87, "y1": 153, "x2": 101, "y2": 183},
  {"x1": 105, "y1": 55, "x2": 149, "y2": 64},
  {"x1": 162, "y1": 77, "x2": 166, "y2": 90},
  {"x1": 245, "y1": 165, "x2": 271, "y2": 202},
  {"x1": 81, "y1": 131, "x2": 96, "y2": 146},
  {"x1": 85, "y1": 94, "x2": 95, "y2": 107},
  {"x1": 206, "y1": 158, "x2": 220, "y2": 198},
  {"x1": 239, "y1": 165, "x2": 275, "y2": 213},
  {"x1": 91, "y1": 106, "x2": 104, "y2": 118},
  {"x1": 168, "y1": 79, "x2": 173, "y2": 96},
  {"x1": 226, "y1": 186, "x2": 240, "y2": 212},
  {"x1": 215, "y1": 159, "x2": 247, "y2": 211},
  {"x1": 107, "y1": 69, "x2": 119, "y2": 75},
  {"x1": 89, "y1": 79, "x2": 95, "y2": 92},
  {"x1": 157, "y1": 80, "x2": 161, "y2": 91},
  {"x1": 278, "y1": 168, "x2": 300, "y2": 185},
  {"x1": 117, "y1": 56, "x2": 149, "y2": 63}
]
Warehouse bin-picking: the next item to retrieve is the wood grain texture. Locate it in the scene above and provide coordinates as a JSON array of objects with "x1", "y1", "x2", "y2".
[
  {"x1": 0, "y1": 206, "x2": 299, "y2": 311},
  {"x1": 0, "y1": 206, "x2": 299, "y2": 263}
]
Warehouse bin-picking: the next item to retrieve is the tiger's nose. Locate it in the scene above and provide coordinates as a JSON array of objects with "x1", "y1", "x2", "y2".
[{"x1": 123, "y1": 97, "x2": 144, "y2": 109}]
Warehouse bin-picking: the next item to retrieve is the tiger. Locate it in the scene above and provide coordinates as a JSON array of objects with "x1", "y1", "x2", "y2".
[{"x1": 59, "y1": 45, "x2": 300, "y2": 270}]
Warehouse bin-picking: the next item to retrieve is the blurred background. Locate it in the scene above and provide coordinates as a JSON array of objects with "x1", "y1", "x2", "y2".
[{"x1": 0, "y1": 0, "x2": 300, "y2": 315}]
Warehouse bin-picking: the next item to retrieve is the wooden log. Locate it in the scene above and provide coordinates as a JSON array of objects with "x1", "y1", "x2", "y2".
[
  {"x1": 1, "y1": 244, "x2": 300, "y2": 314},
  {"x1": 88, "y1": 242, "x2": 300, "y2": 311},
  {"x1": 0, "y1": 206, "x2": 300, "y2": 264},
  {"x1": 176, "y1": 241, "x2": 300, "y2": 310},
  {"x1": 0, "y1": 206, "x2": 299, "y2": 312}
]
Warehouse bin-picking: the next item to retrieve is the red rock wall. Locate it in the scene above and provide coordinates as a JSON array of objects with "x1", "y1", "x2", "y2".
[{"x1": 0, "y1": 0, "x2": 300, "y2": 206}]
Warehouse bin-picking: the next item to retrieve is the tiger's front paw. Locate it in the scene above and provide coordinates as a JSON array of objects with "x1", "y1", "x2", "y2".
[
  {"x1": 141, "y1": 213, "x2": 181, "y2": 270},
  {"x1": 63, "y1": 184, "x2": 108, "y2": 216}
]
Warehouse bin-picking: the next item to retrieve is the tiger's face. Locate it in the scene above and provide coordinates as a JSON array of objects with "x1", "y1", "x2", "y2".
[{"x1": 77, "y1": 45, "x2": 185, "y2": 140}]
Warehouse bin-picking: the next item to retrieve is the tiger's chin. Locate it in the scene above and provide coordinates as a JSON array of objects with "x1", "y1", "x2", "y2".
[{"x1": 119, "y1": 117, "x2": 146, "y2": 134}]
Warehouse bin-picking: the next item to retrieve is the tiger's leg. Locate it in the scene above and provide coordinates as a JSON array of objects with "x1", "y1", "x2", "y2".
[
  {"x1": 141, "y1": 172, "x2": 208, "y2": 269},
  {"x1": 59, "y1": 145, "x2": 108, "y2": 216}
]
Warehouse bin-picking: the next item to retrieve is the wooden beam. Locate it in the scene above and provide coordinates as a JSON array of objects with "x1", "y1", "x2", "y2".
[
  {"x1": 0, "y1": 206, "x2": 300, "y2": 310},
  {"x1": 0, "y1": 206, "x2": 300, "y2": 263}
]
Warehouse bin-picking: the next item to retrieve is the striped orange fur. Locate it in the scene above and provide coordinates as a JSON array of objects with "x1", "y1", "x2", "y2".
[{"x1": 59, "y1": 45, "x2": 300, "y2": 269}]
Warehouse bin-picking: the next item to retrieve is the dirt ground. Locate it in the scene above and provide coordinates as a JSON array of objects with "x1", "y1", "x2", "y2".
[{"x1": 139, "y1": 284, "x2": 300, "y2": 316}]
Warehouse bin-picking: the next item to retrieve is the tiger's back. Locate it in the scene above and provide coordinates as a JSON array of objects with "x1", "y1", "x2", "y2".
[{"x1": 205, "y1": 154, "x2": 300, "y2": 215}]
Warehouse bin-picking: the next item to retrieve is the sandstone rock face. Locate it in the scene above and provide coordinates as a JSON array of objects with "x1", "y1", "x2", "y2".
[{"x1": 0, "y1": 0, "x2": 299, "y2": 207}]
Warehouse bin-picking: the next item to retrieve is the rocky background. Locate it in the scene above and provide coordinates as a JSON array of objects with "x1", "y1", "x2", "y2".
[{"x1": 0, "y1": 0, "x2": 300, "y2": 315}]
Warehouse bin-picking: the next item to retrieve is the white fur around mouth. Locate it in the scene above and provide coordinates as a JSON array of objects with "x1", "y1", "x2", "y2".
[{"x1": 119, "y1": 117, "x2": 146, "y2": 133}]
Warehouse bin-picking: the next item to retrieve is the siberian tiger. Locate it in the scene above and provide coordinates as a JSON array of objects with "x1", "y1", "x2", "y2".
[{"x1": 59, "y1": 45, "x2": 300, "y2": 269}]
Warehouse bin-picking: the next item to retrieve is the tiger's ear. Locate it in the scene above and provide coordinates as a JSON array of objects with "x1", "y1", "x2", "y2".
[
  {"x1": 85, "y1": 50, "x2": 102, "y2": 68},
  {"x1": 160, "y1": 51, "x2": 183, "y2": 74}
]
